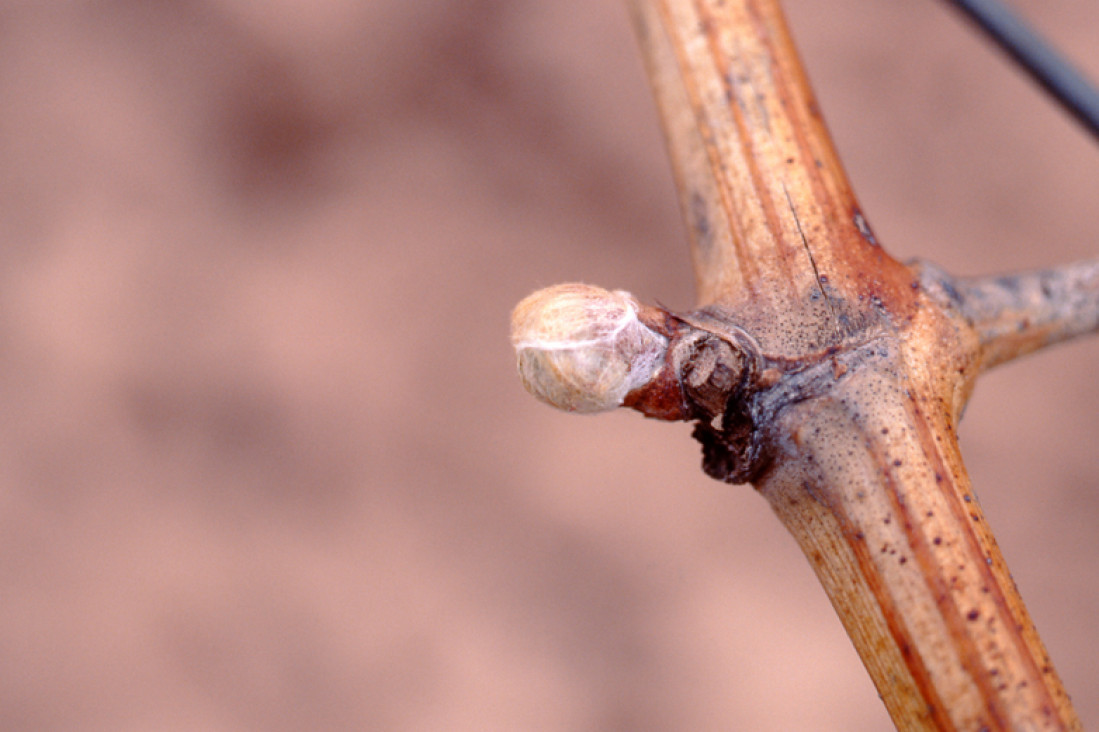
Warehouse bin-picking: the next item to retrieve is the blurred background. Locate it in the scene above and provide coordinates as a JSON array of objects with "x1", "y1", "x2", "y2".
[{"x1": 0, "y1": 1, "x2": 1096, "y2": 729}]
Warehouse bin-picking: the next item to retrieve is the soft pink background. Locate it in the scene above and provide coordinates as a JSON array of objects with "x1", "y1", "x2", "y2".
[{"x1": 0, "y1": 1, "x2": 1096, "y2": 730}]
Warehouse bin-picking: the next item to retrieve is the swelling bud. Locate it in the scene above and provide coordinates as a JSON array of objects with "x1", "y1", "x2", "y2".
[{"x1": 511, "y1": 284, "x2": 669, "y2": 413}]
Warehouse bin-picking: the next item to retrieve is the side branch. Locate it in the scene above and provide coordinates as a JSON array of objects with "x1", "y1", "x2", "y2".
[{"x1": 918, "y1": 258, "x2": 1099, "y2": 371}]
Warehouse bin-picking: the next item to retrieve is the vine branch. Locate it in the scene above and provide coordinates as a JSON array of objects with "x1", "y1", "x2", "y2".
[
  {"x1": 918, "y1": 258, "x2": 1099, "y2": 372},
  {"x1": 510, "y1": 1, "x2": 1094, "y2": 728}
]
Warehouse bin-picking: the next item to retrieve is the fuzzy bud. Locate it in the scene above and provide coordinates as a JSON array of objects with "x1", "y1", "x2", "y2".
[{"x1": 510, "y1": 284, "x2": 669, "y2": 413}]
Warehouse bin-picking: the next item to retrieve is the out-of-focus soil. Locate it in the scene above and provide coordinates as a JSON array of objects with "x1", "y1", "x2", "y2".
[{"x1": 0, "y1": 2, "x2": 1095, "y2": 730}]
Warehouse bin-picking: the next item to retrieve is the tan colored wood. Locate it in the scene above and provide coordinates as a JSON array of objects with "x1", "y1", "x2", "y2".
[{"x1": 623, "y1": 1, "x2": 1082, "y2": 729}]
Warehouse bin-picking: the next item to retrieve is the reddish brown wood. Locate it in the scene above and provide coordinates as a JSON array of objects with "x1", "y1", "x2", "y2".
[{"x1": 622, "y1": 1, "x2": 1083, "y2": 728}]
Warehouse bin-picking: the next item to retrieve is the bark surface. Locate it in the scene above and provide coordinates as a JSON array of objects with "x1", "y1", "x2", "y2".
[{"x1": 625, "y1": 1, "x2": 1084, "y2": 728}]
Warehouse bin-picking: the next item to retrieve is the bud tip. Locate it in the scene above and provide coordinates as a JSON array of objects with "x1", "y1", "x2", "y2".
[{"x1": 510, "y1": 283, "x2": 668, "y2": 413}]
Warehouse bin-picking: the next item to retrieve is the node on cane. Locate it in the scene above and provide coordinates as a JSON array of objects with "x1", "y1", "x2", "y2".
[{"x1": 510, "y1": 283, "x2": 668, "y2": 413}]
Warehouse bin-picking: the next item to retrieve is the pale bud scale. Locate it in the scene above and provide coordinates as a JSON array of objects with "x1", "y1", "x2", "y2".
[{"x1": 510, "y1": 283, "x2": 668, "y2": 413}]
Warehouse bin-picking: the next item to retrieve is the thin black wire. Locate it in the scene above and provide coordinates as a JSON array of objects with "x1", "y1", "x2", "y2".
[{"x1": 942, "y1": 0, "x2": 1099, "y2": 143}]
